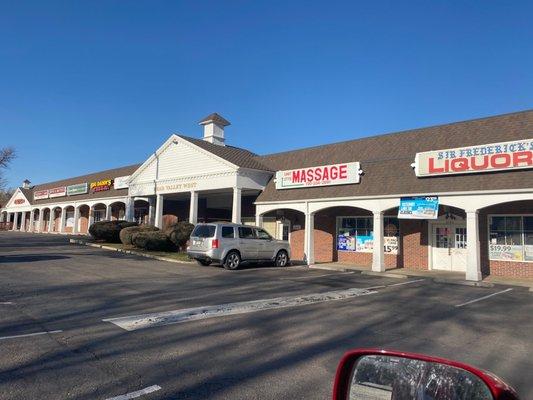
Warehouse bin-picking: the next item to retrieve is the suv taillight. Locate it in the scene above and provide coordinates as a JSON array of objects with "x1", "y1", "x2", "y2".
[{"x1": 212, "y1": 239, "x2": 219, "y2": 249}]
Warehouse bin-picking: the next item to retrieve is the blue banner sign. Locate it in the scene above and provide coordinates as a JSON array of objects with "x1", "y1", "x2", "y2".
[{"x1": 398, "y1": 196, "x2": 439, "y2": 219}]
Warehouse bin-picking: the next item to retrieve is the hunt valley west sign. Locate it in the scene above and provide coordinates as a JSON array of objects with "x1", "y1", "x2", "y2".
[
  {"x1": 415, "y1": 138, "x2": 533, "y2": 177},
  {"x1": 275, "y1": 162, "x2": 361, "y2": 189}
]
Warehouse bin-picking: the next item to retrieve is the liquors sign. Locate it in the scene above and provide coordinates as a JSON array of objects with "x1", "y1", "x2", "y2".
[
  {"x1": 414, "y1": 139, "x2": 533, "y2": 177},
  {"x1": 275, "y1": 162, "x2": 361, "y2": 190}
]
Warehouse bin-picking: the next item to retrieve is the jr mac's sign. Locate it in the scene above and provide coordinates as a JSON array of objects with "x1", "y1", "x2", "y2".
[
  {"x1": 414, "y1": 139, "x2": 533, "y2": 177},
  {"x1": 275, "y1": 162, "x2": 361, "y2": 189}
]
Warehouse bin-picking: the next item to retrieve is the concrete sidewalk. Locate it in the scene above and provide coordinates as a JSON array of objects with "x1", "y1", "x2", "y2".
[{"x1": 310, "y1": 262, "x2": 533, "y2": 290}]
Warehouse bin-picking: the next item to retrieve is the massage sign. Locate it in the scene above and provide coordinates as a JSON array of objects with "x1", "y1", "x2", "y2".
[
  {"x1": 414, "y1": 139, "x2": 533, "y2": 177},
  {"x1": 90, "y1": 179, "x2": 113, "y2": 193},
  {"x1": 275, "y1": 162, "x2": 361, "y2": 189}
]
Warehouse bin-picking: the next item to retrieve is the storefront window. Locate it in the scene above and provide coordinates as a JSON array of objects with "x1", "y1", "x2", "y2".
[
  {"x1": 337, "y1": 216, "x2": 399, "y2": 254},
  {"x1": 489, "y1": 215, "x2": 533, "y2": 262},
  {"x1": 93, "y1": 210, "x2": 105, "y2": 222},
  {"x1": 135, "y1": 208, "x2": 148, "y2": 224},
  {"x1": 65, "y1": 211, "x2": 75, "y2": 228}
]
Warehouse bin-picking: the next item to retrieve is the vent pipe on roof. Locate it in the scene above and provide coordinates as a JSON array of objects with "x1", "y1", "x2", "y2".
[
  {"x1": 22, "y1": 179, "x2": 31, "y2": 189},
  {"x1": 198, "y1": 113, "x2": 230, "y2": 146}
]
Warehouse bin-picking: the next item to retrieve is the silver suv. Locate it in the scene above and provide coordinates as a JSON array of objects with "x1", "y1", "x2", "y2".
[{"x1": 187, "y1": 222, "x2": 291, "y2": 270}]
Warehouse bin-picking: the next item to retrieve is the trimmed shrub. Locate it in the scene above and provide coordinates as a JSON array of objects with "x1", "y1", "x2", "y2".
[
  {"x1": 165, "y1": 221, "x2": 195, "y2": 251},
  {"x1": 120, "y1": 225, "x2": 159, "y2": 246},
  {"x1": 132, "y1": 231, "x2": 172, "y2": 251},
  {"x1": 89, "y1": 220, "x2": 138, "y2": 243}
]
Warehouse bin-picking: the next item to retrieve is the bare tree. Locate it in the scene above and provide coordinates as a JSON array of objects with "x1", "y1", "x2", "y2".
[
  {"x1": 0, "y1": 147, "x2": 16, "y2": 205},
  {"x1": 0, "y1": 147, "x2": 15, "y2": 169}
]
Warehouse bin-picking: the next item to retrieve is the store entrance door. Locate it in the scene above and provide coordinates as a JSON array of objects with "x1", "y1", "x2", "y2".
[{"x1": 431, "y1": 223, "x2": 467, "y2": 271}]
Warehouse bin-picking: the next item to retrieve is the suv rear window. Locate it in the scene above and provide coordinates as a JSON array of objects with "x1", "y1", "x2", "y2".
[
  {"x1": 191, "y1": 225, "x2": 216, "y2": 238},
  {"x1": 221, "y1": 226, "x2": 234, "y2": 238}
]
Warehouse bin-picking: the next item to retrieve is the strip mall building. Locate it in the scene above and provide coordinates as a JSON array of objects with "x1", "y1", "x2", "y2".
[{"x1": 2, "y1": 111, "x2": 532, "y2": 281}]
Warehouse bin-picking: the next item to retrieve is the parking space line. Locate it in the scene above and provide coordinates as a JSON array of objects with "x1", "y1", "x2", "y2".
[
  {"x1": 455, "y1": 288, "x2": 513, "y2": 308},
  {"x1": 105, "y1": 385, "x2": 161, "y2": 400},
  {"x1": 0, "y1": 301, "x2": 14, "y2": 305},
  {"x1": 103, "y1": 287, "x2": 377, "y2": 331},
  {"x1": 386, "y1": 278, "x2": 426, "y2": 287},
  {"x1": 0, "y1": 330, "x2": 63, "y2": 341},
  {"x1": 279, "y1": 271, "x2": 355, "y2": 280}
]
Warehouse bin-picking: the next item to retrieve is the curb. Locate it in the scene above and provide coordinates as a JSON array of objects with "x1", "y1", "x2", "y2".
[
  {"x1": 361, "y1": 271, "x2": 408, "y2": 279},
  {"x1": 308, "y1": 264, "x2": 361, "y2": 273},
  {"x1": 308, "y1": 263, "x2": 533, "y2": 289},
  {"x1": 69, "y1": 239, "x2": 195, "y2": 264},
  {"x1": 432, "y1": 278, "x2": 494, "y2": 288}
]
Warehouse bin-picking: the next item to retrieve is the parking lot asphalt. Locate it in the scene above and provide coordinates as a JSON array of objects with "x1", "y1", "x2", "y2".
[{"x1": 0, "y1": 232, "x2": 532, "y2": 399}]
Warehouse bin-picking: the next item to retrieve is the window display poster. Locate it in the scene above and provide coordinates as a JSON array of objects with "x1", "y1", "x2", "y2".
[
  {"x1": 356, "y1": 235, "x2": 374, "y2": 252},
  {"x1": 384, "y1": 236, "x2": 399, "y2": 254},
  {"x1": 337, "y1": 235, "x2": 399, "y2": 254},
  {"x1": 398, "y1": 196, "x2": 439, "y2": 219},
  {"x1": 337, "y1": 235, "x2": 356, "y2": 251},
  {"x1": 489, "y1": 244, "x2": 524, "y2": 261}
]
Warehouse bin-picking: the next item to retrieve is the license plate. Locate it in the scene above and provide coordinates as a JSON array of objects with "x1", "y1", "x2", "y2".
[{"x1": 193, "y1": 240, "x2": 202, "y2": 246}]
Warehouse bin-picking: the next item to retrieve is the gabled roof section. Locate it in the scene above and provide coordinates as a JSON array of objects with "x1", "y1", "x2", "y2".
[
  {"x1": 177, "y1": 135, "x2": 272, "y2": 171},
  {"x1": 256, "y1": 109, "x2": 533, "y2": 202},
  {"x1": 19, "y1": 187, "x2": 34, "y2": 203},
  {"x1": 3, "y1": 187, "x2": 31, "y2": 208}
]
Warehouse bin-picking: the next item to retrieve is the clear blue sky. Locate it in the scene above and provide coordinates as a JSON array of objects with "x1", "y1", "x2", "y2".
[{"x1": 1, "y1": 1, "x2": 532, "y2": 188}]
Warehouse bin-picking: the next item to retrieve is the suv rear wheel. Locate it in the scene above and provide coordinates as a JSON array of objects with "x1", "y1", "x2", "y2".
[
  {"x1": 275, "y1": 250, "x2": 289, "y2": 267},
  {"x1": 224, "y1": 251, "x2": 241, "y2": 270}
]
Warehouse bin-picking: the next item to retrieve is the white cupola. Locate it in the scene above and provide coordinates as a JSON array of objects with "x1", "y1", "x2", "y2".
[
  {"x1": 199, "y1": 113, "x2": 230, "y2": 146},
  {"x1": 22, "y1": 179, "x2": 31, "y2": 189}
]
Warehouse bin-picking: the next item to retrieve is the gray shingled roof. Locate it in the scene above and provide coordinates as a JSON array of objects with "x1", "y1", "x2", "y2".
[
  {"x1": 19, "y1": 187, "x2": 34, "y2": 203},
  {"x1": 178, "y1": 135, "x2": 272, "y2": 171},
  {"x1": 256, "y1": 110, "x2": 533, "y2": 203},
  {"x1": 30, "y1": 164, "x2": 141, "y2": 205}
]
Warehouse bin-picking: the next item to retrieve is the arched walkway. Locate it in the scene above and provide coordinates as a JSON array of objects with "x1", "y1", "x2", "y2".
[
  {"x1": 41, "y1": 208, "x2": 51, "y2": 232},
  {"x1": 63, "y1": 206, "x2": 75, "y2": 233},
  {"x1": 479, "y1": 199, "x2": 533, "y2": 278},
  {"x1": 77, "y1": 205, "x2": 90, "y2": 234},
  {"x1": 109, "y1": 201, "x2": 126, "y2": 221},
  {"x1": 134, "y1": 200, "x2": 149, "y2": 225},
  {"x1": 51, "y1": 207, "x2": 62, "y2": 232},
  {"x1": 0, "y1": 211, "x2": 7, "y2": 230},
  {"x1": 91, "y1": 203, "x2": 106, "y2": 225},
  {"x1": 313, "y1": 205, "x2": 376, "y2": 264},
  {"x1": 31, "y1": 208, "x2": 40, "y2": 232},
  {"x1": 259, "y1": 208, "x2": 306, "y2": 261}
]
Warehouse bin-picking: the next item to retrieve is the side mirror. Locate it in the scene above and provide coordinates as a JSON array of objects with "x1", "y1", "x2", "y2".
[{"x1": 333, "y1": 349, "x2": 519, "y2": 400}]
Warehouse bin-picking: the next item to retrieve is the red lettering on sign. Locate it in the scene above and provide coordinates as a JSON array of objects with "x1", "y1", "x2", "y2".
[
  {"x1": 490, "y1": 154, "x2": 511, "y2": 168},
  {"x1": 513, "y1": 151, "x2": 533, "y2": 167},
  {"x1": 470, "y1": 156, "x2": 489, "y2": 170},
  {"x1": 450, "y1": 158, "x2": 469, "y2": 172},
  {"x1": 429, "y1": 158, "x2": 446, "y2": 173},
  {"x1": 292, "y1": 170, "x2": 301, "y2": 183},
  {"x1": 330, "y1": 166, "x2": 338, "y2": 179},
  {"x1": 339, "y1": 165, "x2": 347, "y2": 179}
]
